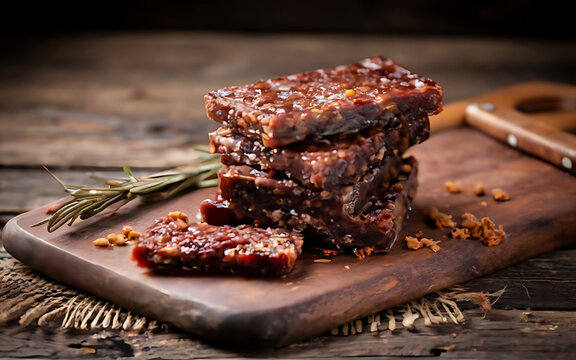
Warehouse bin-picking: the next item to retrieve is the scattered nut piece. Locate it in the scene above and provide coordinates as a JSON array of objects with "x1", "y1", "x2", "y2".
[
  {"x1": 354, "y1": 247, "x2": 373, "y2": 259},
  {"x1": 405, "y1": 235, "x2": 423, "y2": 250},
  {"x1": 451, "y1": 227, "x2": 470, "y2": 240},
  {"x1": 420, "y1": 238, "x2": 441, "y2": 252},
  {"x1": 121, "y1": 225, "x2": 133, "y2": 236},
  {"x1": 107, "y1": 233, "x2": 127, "y2": 246},
  {"x1": 158, "y1": 246, "x2": 179, "y2": 257},
  {"x1": 93, "y1": 238, "x2": 110, "y2": 247},
  {"x1": 405, "y1": 235, "x2": 441, "y2": 252},
  {"x1": 479, "y1": 201, "x2": 488, "y2": 207},
  {"x1": 427, "y1": 207, "x2": 457, "y2": 229},
  {"x1": 445, "y1": 181, "x2": 462, "y2": 194},
  {"x1": 452, "y1": 212, "x2": 505, "y2": 246},
  {"x1": 175, "y1": 218, "x2": 189, "y2": 230},
  {"x1": 491, "y1": 188, "x2": 510, "y2": 201},
  {"x1": 127, "y1": 230, "x2": 141, "y2": 241},
  {"x1": 473, "y1": 183, "x2": 486, "y2": 196},
  {"x1": 169, "y1": 211, "x2": 189, "y2": 222}
]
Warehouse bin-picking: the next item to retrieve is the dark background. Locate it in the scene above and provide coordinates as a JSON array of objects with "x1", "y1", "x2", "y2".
[{"x1": 0, "y1": 0, "x2": 574, "y2": 38}]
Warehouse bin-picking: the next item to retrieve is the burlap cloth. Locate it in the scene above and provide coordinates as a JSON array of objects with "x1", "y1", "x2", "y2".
[{"x1": 0, "y1": 245, "x2": 504, "y2": 336}]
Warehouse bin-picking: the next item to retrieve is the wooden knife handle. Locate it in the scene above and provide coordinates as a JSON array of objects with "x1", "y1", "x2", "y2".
[
  {"x1": 465, "y1": 100, "x2": 576, "y2": 175},
  {"x1": 430, "y1": 82, "x2": 576, "y2": 175}
]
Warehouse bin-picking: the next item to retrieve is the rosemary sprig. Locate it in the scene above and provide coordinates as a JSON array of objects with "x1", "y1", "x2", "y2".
[{"x1": 39, "y1": 146, "x2": 221, "y2": 232}]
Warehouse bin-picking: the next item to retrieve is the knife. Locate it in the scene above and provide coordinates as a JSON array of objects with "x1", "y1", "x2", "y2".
[{"x1": 430, "y1": 82, "x2": 576, "y2": 175}]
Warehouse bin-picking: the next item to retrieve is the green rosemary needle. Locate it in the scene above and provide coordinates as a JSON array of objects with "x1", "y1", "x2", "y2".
[{"x1": 39, "y1": 146, "x2": 221, "y2": 232}]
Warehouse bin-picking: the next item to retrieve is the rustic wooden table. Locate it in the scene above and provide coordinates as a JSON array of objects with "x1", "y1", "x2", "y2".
[{"x1": 1, "y1": 32, "x2": 575, "y2": 359}]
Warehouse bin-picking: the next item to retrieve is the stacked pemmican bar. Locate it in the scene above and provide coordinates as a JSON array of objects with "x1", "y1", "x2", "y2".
[{"x1": 204, "y1": 56, "x2": 443, "y2": 254}]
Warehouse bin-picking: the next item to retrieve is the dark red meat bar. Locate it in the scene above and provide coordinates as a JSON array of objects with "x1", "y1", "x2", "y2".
[
  {"x1": 132, "y1": 215, "x2": 304, "y2": 276},
  {"x1": 215, "y1": 157, "x2": 418, "y2": 253},
  {"x1": 209, "y1": 113, "x2": 424, "y2": 189},
  {"x1": 204, "y1": 56, "x2": 442, "y2": 148}
]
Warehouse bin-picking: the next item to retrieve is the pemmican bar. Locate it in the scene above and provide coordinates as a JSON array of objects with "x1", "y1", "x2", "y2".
[
  {"x1": 217, "y1": 157, "x2": 418, "y2": 253},
  {"x1": 205, "y1": 56, "x2": 442, "y2": 148},
  {"x1": 132, "y1": 213, "x2": 304, "y2": 276},
  {"x1": 204, "y1": 57, "x2": 442, "y2": 254},
  {"x1": 209, "y1": 112, "x2": 425, "y2": 190}
]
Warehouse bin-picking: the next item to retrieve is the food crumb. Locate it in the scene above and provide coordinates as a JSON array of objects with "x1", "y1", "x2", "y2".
[
  {"x1": 473, "y1": 183, "x2": 486, "y2": 196},
  {"x1": 445, "y1": 181, "x2": 462, "y2": 194},
  {"x1": 354, "y1": 247, "x2": 373, "y2": 259},
  {"x1": 405, "y1": 235, "x2": 423, "y2": 250},
  {"x1": 405, "y1": 235, "x2": 441, "y2": 252},
  {"x1": 421, "y1": 238, "x2": 441, "y2": 252},
  {"x1": 107, "y1": 233, "x2": 127, "y2": 246},
  {"x1": 94, "y1": 225, "x2": 141, "y2": 248},
  {"x1": 451, "y1": 212, "x2": 506, "y2": 246},
  {"x1": 314, "y1": 259, "x2": 332, "y2": 263},
  {"x1": 427, "y1": 207, "x2": 457, "y2": 229},
  {"x1": 451, "y1": 227, "x2": 469, "y2": 240},
  {"x1": 491, "y1": 188, "x2": 511, "y2": 201},
  {"x1": 121, "y1": 225, "x2": 133, "y2": 236},
  {"x1": 93, "y1": 238, "x2": 110, "y2": 247},
  {"x1": 344, "y1": 265, "x2": 351, "y2": 270},
  {"x1": 479, "y1": 201, "x2": 488, "y2": 207}
]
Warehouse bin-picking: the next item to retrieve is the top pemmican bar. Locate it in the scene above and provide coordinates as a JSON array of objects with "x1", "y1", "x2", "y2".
[{"x1": 204, "y1": 56, "x2": 443, "y2": 148}]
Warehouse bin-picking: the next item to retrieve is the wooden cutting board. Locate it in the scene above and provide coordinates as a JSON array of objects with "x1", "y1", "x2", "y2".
[{"x1": 3, "y1": 126, "x2": 576, "y2": 348}]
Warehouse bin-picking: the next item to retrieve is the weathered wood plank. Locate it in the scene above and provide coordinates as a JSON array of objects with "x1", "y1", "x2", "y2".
[
  {"x1": 1, "y1": 309, "x2": 575, "y2": 359},
  {"x1": 1, "y1": 33, "x2": 575, "y2": 167},
  {"x1": 463, "y1": 249, "x2": 576, "y2": 311}
]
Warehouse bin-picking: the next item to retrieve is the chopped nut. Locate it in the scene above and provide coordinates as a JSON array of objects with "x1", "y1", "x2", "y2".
[
  {"x1": 427, "y1": 207, "x2": 457, "y2": 229},
  {"x1": 345, "y1": 89, "x2": 356, "y2": 97},
  {"x1": 405, "y1": 235, "x2": 440, "y2": 252},
  {"x1": 405, "y1": 235, "x2": 422, "y2": 250},
  {"x1": 175, "y1": 218, "x2": 189, "y2": 230},
  {"x1": 421, "y1": 238, "x2": 441, "y2": 252},
  {"x1": 107, "y1": 233, "x2": 127, "y2": 246},
  {"x1": 473, "y1": 183, "x2": 486, "y2": 196},
  {"x1": 121, "y1": 225, "x2": 133, "y2": 236},
  {"x1": 354, "y1": 247, "x2": 373, "y2": 259},
  {"x1": 491, "y1": 188, "x2": 510, "y2": 201},
  {"x1": 451, "y1": 227, "x2": 470, "y2": 240},
  {"x1": 127, "y1": 230, "x2": 141, "y2": 241},
  {"x1": 455, "y1": 212, "x2": 505, "y2": 246},
  {"x1": 169, "y1": 211, "x2": 189, "y2": 222},
  {"x1": 481, "y1": 224, "x2": 505, "y2": 247},
  {"x1": 93, "y1": 238, "x2": 110, "y2": 247},
  {"x1": 445, "y1": 181, "x2": 462, "y2": 194},
  {"x1": 158, "y1": 246, "x2": 179, "y2": 257}
]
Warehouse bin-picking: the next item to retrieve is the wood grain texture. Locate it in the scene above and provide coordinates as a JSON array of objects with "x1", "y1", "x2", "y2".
[
  {"x1": 1, "y1": 308, "x2": 575, "y2": 359},
  {"x1": 1, "y1": 33, "x2": 575, "y2": 358},
  {"x1": 4, "y1": 127, "x2": 576, "y2": 348},
  {"x1": 1, "y1": 33, "x2": 575, "y2": 167}
]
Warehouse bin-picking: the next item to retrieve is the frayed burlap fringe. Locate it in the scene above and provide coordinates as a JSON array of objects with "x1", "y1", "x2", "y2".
[
  {"x1": 329, "y1": 286, "x2": 506, "y2": 336},
  {"x1": 0, "y1": 254, "x2": 505, "y2": 336},
  {"x1": 0, "y1": 255, "x2": 169, "y2": 333}
]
